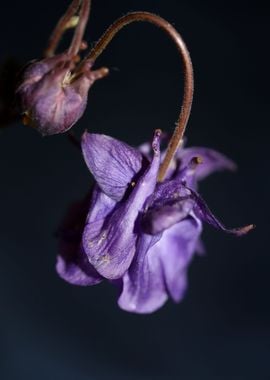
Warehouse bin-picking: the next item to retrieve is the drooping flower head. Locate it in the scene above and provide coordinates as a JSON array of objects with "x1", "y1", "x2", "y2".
[
  {"x1": 16, "y1": 0, "x2": 108, "y2": 136},
  {"x1": 54, "y1": 9, "x2": 254, "y2": 313},
  {"x1": 56, "y1": 131, "x2": 253, "y2": 313}
]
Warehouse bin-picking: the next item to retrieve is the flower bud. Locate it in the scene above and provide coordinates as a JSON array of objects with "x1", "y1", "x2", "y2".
[{"x1": 16, "y1": 54, "x2": 108, "y2": 136}]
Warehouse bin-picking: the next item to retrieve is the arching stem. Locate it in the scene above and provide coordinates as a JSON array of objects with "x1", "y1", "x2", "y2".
[
  {"x1": 77, "y1": 11, "x2": 193, "y2": 181},
  {"x1": 44, "y1": 0, "x2": 89, "y2": 58}
]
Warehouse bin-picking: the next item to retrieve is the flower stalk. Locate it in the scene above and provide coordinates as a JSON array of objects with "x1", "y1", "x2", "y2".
[
  {"x1": 44, "y1": 0, "x2": 91, "y2": 58},
  {"x1": 77, "y1": 11, "x2": 194, "y2": 181}
]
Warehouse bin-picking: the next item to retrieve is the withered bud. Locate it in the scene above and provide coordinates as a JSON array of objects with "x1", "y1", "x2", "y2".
[{"x1": 16, "y1": 54, "x2": 108, "y2": 136}]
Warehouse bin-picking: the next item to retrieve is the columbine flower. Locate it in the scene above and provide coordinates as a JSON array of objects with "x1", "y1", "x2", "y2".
[
  {"x1": 17, "y1": 55, "x2": 107, "y2": 136},
  {"x1": 56, "y1": 130, "x2": 253, "y2": 313},
  {"x1": 16, "y1": 0, "x2": 108, "y2": 136}
]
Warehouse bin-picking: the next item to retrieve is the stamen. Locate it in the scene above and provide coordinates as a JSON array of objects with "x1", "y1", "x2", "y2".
[
  {"x1": 189, "y1": 156, "x2": 203, "y2": 169},
  {"x1": 75, "y1": 12, "x2": 193, "y2": 182}
]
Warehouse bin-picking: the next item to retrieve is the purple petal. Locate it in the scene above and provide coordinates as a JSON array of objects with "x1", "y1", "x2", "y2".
[
  {"x1": 189, "y1": 187, "x2": 255, "y2": 236},
  {"x1": 176, "y1": 156, "x2": 203, "y2": 189},
  {"x1": 56, "y1": 194, "x2": 103, "y2": 286},
  {"x1": 17, "y1": 54, "x2": 68, "y2": 101},
  {"x1": 195, "y1": 238, "x2": 206, "y2": 256},
  {"x1": 177, "y1": 147, "x2": 237, "y2": 181},
  {"x1": 142, "y1": 180, "x2": 194, "y2": 234},
  {"x1": 82, "y1": 132, "x2": 144, "y2": 201},
  {"x1": 87, "y1": 185, "x2": 117, "y2": 224},
  {"x1": 153, "y1": 215, "x2": 202, "y2": 302},
  {"x1": 118, "y1": 233, "x2": 168, "y2": 314},
  {"x1": 56, "y1": 246, "x2": 102, "y2": 286},
  {"x1": 82, "y1": 130, "x2": 162, "y2": 280},
  {"x1": 143, "y1": 197, "x2": 194, "y2": 235}
]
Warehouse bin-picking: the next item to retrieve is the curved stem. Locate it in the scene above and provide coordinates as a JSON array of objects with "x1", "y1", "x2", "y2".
[
  {"x1": 68, "y1": 0, "x2": 91, "y2": 57},
  {"x1": 80, "y1": 12, "x2": 193, "y2": 181},
  {"x1": 44, "y1": 0, "x2": 81, "y2": 58}
]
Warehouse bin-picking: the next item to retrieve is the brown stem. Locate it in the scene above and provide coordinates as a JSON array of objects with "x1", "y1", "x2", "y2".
[
  {"x1": 80, "y1": 12, "x2": 193, "y2": 181},
  {"x1": 68, "y1": 0, "x2": 91, "y2": 57},
  {"x1": 44, "y1": 0, "x2": 81, "y2": 58}
]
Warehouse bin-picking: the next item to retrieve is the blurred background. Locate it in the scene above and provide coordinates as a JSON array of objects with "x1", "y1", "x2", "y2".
[{"x1": 0, "y1": 0, "x2": 268, "y2": 379}]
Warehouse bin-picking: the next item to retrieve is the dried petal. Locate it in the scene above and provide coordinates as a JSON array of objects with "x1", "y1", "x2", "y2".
[{"x1": 17, "y1": 56, "x2": 106, "y2": 135}]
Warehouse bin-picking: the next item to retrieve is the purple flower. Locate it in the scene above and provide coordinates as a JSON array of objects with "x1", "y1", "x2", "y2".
[
  {"x1": 16, "y1": 54, "x2": 108, "y2": 136},
  {"x1": 56, "y1": 130, "x2": 253, "y2": 313},
  {"x1": 16, "y1": 0, "x2": 108, "y2": 136}
]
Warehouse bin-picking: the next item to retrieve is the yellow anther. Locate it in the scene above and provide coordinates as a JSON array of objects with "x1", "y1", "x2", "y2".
[{"x1": 65, "y1": 16, "x2": 80, "y2": 30}]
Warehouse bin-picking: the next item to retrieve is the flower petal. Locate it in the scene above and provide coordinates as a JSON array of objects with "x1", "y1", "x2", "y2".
[
  {"x1": 56, "y1": 194, "x2": 103, "y2": 286},
  {"x1": 82, "y1": 132, "x2": 144, "y2": 201},
  {"x1": 155, "y1": 215, "x2": 202, "y2": 302},
  {"x1": 142, "y1": 197, "x2": 194, "y2": 235},
  {"x1": 189, "y1": 187, "x2": 255, "y2": 236},
  {"x1": 118, "y1": 233, "x2": 168, "y2": 314},
  {"x1": 82, "y1": 130, "x2": 162, "y2": 280},
  {"x1": 177, "y1": 147, "x2": 236, "y2": 181},
  {"x1": 56, "y1": 246, "x2": 102, "y2": 286},
  {"x1": 195, "y1": 238, "x2": 206, "y2": 256},
  {"x1": 142, "y1": 180, "x2": 194, "y2": 234}
]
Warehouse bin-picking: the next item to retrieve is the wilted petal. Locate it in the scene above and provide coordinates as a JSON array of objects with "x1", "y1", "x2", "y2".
[
  {"x1": 82, "y1": 132, "x2": 144, "y2": 201},
  {"x1": 29, "y1": 68, "x2": 82, "y2": 135},
  {"x1": 118, "y1": 233, "x2": 168, "y2": 314},
  {"x1": 56, "y1": 194, "x2": 102, "y2": 286},
  {"x1": 17, "y1": 55, "x2": 68, "y2": 101},
  {"x1": 82, "y1": 130, "x2": 162, "y2": 280},
  {"x1": 17, "y1": 55, "x2": 107, "y2": 135},
  {"x1": 189, "y1": 187, "x2": 255, "y2": 236},
  {"x1": 152, "y1": 215, "x2": 202, "y2": 302}
]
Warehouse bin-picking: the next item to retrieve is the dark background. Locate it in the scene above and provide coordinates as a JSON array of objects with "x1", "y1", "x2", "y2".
[{"x1": 0, "y1": 0, "x2": 268, "y2": 379}]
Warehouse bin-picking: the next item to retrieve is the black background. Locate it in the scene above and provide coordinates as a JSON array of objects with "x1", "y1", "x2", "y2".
[{"x1": 0, "y1": 0, "x2": 269, "y2": 379}]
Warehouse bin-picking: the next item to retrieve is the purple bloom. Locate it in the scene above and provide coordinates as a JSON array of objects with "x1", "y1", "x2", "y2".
[
  {"x1": 16, "y1": 54, "x2": 108, "y2": 136},
  {"x1": 16, "y1": 0, "x2": 108, "y2": 136},
  {"x1": 56, "y1": 130, "x2": 253, "y2": 313}
]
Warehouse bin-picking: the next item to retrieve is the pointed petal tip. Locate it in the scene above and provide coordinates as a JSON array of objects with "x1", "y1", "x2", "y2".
[
  {"x1": 228, "y1": 160, "x2": 238, "y2": 172},
  {"x1": 81, "y1": 129, "x2": 89, "y2": 142},
  {"x1": 152, "y1": 129, "x2": 162, "y2": 154},
  {"x1": 233, "y1": 223, "x2": 255, "y2": 236}
]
